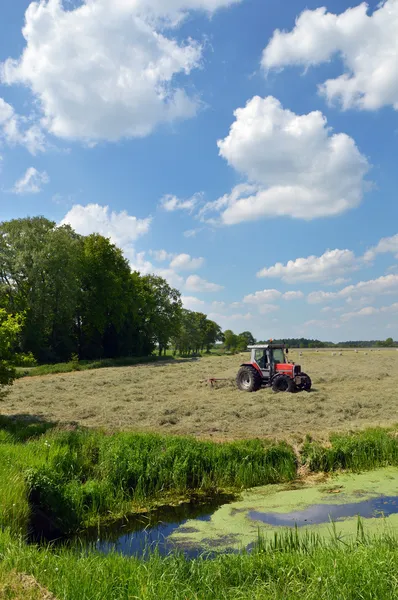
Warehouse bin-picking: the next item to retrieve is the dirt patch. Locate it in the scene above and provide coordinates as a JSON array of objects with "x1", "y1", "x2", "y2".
[
  {"x1": 0, "y1": 571, "x2": 57, "y2": 599},
  {"x1": 2, "y1": 350, "x2": 398, "y2": 441}
]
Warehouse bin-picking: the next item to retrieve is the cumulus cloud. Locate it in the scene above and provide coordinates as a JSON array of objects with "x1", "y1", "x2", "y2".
[
  {"x1": 12, "y1": 167, "x2": 49, "y2": 194},
  {"x1": 283, "y1": 291, "x2": 304, "y2": 300},
  {"x1": 181, "y1": 295, "x2": 206, "y2": 310},
  {"x1": 1, "y1": 0, "x2": 239, "y2": 143},
  {"x1": 170, "y1": 253, "x2": 204, "y2": 270},
  {"x1": 0, "y1": 97, "x2": 45, "y2": 154},
  {"x1": 149, "y1": 249, "x2": 174, "y2": 262},
  {"x1": 201, "y1": 96, "x2": 369, "y2": 224},
  {"x1": 244, "y1": 289, "x2": 282, "y2": 304},
  {"x1": 364, "y1": 233, "x2": 398, "y2": 261},
  {"x1": 308, "y1": 274, "x2": 398, "y2": 304},
  {"x1": 185, "y1": 275, "x2": 224, "y2": 292},
  {"x1": 342, "y1": 302, "x2": 398, "y2": 321},
  {"x1": 257, "y1": 249, "x2": 361, "y2": 283},
  {"x1": 160, "y1": 193, "x2": 202, "y2": 212},
  {"x1": 262, "y1": 1, "x2": 398, "y2": 111},
  {"x1": 243, "y1": 289, "x2": 304, "y2": 305},
  {"x1": 61, "y1": 204, "x2": 151, "y2": 247}
]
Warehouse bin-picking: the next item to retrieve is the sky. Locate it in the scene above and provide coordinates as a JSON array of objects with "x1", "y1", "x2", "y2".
[{"x1": 0, "y1": 0, "x2": 398, "y2": 343}]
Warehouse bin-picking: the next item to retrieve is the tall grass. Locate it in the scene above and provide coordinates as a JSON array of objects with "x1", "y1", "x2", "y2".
[
  {"x1": 2, "y1": 527, "x2": 398, "y2": 599},
  {"x1": 0, "y1": 424, "x2": 296, "y2": 534},
  {"x1": 302, "y1": 428, "x2": 398, "y2": 472}
]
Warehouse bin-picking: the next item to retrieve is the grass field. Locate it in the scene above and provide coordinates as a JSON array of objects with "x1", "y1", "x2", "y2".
[
  {"x1": 2, "y1": 349, "x2": 398, "y2": 441},
  {"x1": 2, "y1": 350, "x2": 398, "y2": 599}
]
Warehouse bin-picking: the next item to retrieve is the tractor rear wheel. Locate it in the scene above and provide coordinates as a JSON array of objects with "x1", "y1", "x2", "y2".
[
  {"x1": 272, "y1": 374, "x2": 295, "y2": 393},
  {"x1": 297, "y1": 372, "x2": 312, "y2": 392},
  {"x1": 236, "y1": 367, "x2": 262, "y2": 392}
]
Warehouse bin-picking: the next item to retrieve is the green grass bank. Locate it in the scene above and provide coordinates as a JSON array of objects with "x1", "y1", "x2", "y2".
[{"x1": 0, "y1": 419, "x2": 296, "y2": 535}]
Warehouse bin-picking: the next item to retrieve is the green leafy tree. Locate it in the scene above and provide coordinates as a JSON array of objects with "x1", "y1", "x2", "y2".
[
  {"x1": 78, "y1": 234, "x2": 133, "y2": 359},
  {"x1": 224, "y1": 329, "x2": 239, "y2": 353},
  {"x1": 0, "y1": 217, "x2": 82, "y2": 362},
  {"x1": 238, "y1": 331, "x2": 256, "y2": 347},
  {"x1": 204, "y1": 320, "x2": 224, "y2": 353},
  {"x1": 0, "y1": 310, "x2": 24, "y2": 387},
  {"x1": 141, "y1": 275, "x2": 182, "y2": 356}
]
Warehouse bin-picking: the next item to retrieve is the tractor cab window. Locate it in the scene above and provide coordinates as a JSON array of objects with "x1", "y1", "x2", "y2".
[
  {"x1": 271, "y1": 348, "x2": 286, "y2": 364},
  {"x1": 254, "y1": 349, "x2": 267, "y2": 369}
]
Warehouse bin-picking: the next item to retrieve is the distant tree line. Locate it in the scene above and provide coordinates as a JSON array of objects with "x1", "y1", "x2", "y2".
[
  {"x1": 222, "y1": 334, "x2": 397, "y2": 351},
  {"x1": 0, "y1": 217, "x2": 223, "y2": 364},
  {"x1": 258, "y1": 338, "x2": 397, "y2": 348}
]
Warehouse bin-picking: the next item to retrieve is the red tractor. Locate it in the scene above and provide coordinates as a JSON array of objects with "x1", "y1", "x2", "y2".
[{"x1": 236, "y1": 344, "x2": 311, "y2": 393}]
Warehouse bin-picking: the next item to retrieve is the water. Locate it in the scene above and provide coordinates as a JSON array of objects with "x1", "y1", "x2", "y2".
[
  {"x1": 249, "y1": 495, "x2": 398, "y2": 527},
  {"x1": 73, "y1": 498, "x2": 232, "y2": 559}
]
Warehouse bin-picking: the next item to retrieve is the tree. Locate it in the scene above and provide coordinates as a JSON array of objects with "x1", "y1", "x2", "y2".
[
  {"x1": 141, "y1": 275, "x2": 182, "y2": 356},
  {"x1": 204, "y1": 320, "x2": 223, "y2": 353},
  {"x1": 0, "y1": 309, "x2": 24, "y2": 387},
  {"x1": 224, "y1": 330, "x2": 238, "y2": 353},
  {"x1": 0, "y1": 217, "x2": 82, "y2": 362},
  {"x1": 78, "y1": 234, "x2": 133, "y2": 359},
  {"x1": 238, "y1": 331, "x2": 256, "y2": 347}
]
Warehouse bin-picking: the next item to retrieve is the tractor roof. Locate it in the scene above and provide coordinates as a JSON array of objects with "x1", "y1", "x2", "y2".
[{"x1": 247, "y1": 344, "x2": 285, "y2": 350}]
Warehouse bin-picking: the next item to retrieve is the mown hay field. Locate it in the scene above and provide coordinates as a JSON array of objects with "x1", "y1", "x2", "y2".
[{"x1": 2, "y1": 349, "x2": 398, "y2": 441}]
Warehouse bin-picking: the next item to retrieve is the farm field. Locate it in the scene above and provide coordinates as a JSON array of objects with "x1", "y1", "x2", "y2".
[{"x1": 2, "y1": 349, "x2": 398, "y2": 441}]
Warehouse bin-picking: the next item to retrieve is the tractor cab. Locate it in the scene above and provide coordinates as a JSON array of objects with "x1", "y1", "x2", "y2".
[
  {"x1": 249, "y1": 344, "x2": 288, "y2": 370},
  {"x1": 236, "y1": 343, "x2": 311, "y2": 393}
]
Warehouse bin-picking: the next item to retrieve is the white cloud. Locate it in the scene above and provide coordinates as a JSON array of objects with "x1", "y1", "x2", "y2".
[
  {"x1": 342, "y1": 302, "x2": 398, "y2": 321},
  {"x1": 321, "y1": 306, "x2": 344, "y2": 313},
  {"x1": 283, "y1": 291, "x2": 304, "y2": 301},
  {"x1": 0, "y1": 97, "x2": 45, "y2": 155},
  {"x1": 244, "y1": 289, "x2": 282, "y2": 304},
  {"x1": 169, "y1": 253, "x2": 204, "y2": 270},
  {"x1": 160, "y1": 193, "x2": 202, "y2": 213},
  {"x1": 12, "y1": 167, "x2": 49, "y2": 194},
  {"x1": 257, "y1": 249, "x2": 360, "y2": 283},
  {"x1": 181, "y1": 295, "x2": 205, "y2": 310},
  {"x1": 212, "y1": 301, "x2": 226, "y2": 309},
  {"x1": 61, "y1": 204, "x2": 151, "y2": 247},
  {"x1": 149, "y1": 249, "x2": 174, "y2": 262},
  {"x1": 1, "y1": 1, "x2": 239, "y2": 143},
  {"x1": 201, "y1": 96, "x2": 369, "y2": 224},
  {"x1": 243, "y1": 289, "x2": 304, "y2": 306},
  {"x1": 262, "y1": 1, "x2": 398, "y2": 112},
  {"x1": 308, "y1": 274, "x2": 398, "y2": 304},
  {"x1": 341, "y1": 306, "x2": 380, "y2": 321},
  {"x1": 364, "y1": 233, "x2": 398, "y2": 261},
  {"x1": 184, "y1": 228, "x2": 202, "y2": 238},
  {"x1": 185, "y1": 275, "x2": 224, "y2": 292},
  {"x1": 325, "y1": 277, "x2": 351, "y2": 286}
]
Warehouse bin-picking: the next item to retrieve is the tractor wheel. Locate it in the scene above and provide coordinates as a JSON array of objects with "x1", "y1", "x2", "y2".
[
  {"x1": 272, "y1": 374, "x2": 296, "y2": 393},
  {"x1": 297, "y1": 373, "x2": 312, "y2": 392},
  {"x1": 236, "y1": 367, "x2": 262, "y2": 392}
]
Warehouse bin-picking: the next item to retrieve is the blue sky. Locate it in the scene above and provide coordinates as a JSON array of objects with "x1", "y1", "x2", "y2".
[{"x1": 0, "y1": 0, "x2": 397, "y2": 342}]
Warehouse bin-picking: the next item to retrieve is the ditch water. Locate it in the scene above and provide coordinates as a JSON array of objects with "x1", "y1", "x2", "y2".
[
  {"x1": 72, "y1": 498, "x2": 234, "y2": 559},
  {"x1": 31, "y1": 469, "x2": 398, "y2": 559},
  {"x1": 67, "y1": 494, "x2": 398, "y2": 558},
  {"x1": 249, "y1": 495, "x2": 398, "y2": 528}
]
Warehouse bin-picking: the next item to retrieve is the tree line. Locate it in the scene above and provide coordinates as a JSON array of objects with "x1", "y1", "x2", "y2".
[{"x1": 0, "y1": 217, "x2": 224, "y2": 367}]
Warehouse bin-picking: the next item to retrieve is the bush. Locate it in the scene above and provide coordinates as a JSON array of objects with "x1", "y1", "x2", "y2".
[{"x1": 12, "y1": 352, "x2": 38, "y2": 368}]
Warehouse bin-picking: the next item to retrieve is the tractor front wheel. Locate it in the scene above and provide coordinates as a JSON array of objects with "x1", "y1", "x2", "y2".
[
  {"x1": 236, "y1": 367, "x2": 262, "y2": 392},
  {"x1": 297, "y1": 372, "x2": 312, "y2": 392},
  {"x1": 272, "y1": 374, "x2": 296, "y2": 393}
]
